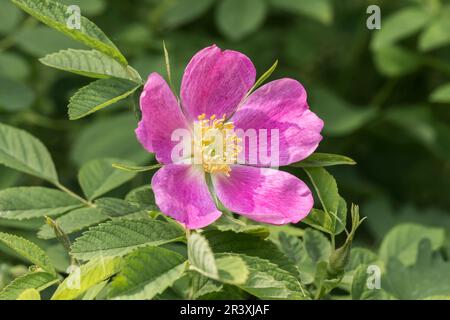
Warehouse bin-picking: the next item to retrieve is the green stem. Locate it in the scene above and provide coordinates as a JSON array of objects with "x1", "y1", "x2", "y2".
[
  {"x1": 54, "y1": 182, "x2": 93, "y2": 207},
  {"x1": 314, "y1": 288, "x2": 321, "y2": 300},
  {"x1": 185, "y1": 227, "x2": 195, "y2": 300},
  {"x1": 185, "y1": 228, "x2": 191, "y2": 240}
]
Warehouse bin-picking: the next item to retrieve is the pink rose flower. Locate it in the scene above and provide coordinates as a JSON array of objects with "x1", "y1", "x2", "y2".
[{"x1": 136, "y1": 45, "x2": 324, "y2": 229}]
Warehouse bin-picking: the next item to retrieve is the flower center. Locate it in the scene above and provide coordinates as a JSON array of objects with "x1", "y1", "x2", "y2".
[{"x1": 194, "y1": 113, "x2": 240, "y2": 176}]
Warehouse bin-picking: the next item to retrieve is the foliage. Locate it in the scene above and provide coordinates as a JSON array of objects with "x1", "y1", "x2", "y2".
[{"x1": 0, "y1": 0, "x2": 449, "y2": 301}]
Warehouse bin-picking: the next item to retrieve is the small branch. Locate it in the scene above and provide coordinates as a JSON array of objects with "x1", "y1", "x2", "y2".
[{"x1": 54, "y1": 182, "x2": 93, "y2": 207}]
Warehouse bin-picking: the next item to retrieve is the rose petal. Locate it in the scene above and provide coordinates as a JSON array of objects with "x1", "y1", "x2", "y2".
[
  {"x1": 136, "y1": 73, "x2": 190, "y2": 164},
  {"x1": 152, "y1": 164, "x2": 222, "y2": 229},
  {"x1": 181, "y1": 45, "x2": 256, "y2": 121},
  {"x1": 231, "y1": 79, "x2": 324, "y2": 167},
  {"x1": 212, "y1": 165, "x2": 313, "y2": 225}
]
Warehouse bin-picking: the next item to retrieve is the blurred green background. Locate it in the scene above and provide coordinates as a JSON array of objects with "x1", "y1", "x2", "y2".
[{"x1": 1, "y1": 0, "x2": 450, "y2": 290}]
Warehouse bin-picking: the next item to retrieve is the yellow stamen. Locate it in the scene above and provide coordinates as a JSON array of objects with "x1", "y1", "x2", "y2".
[{"x1": 194, "y1": 114, "x2": 241, "y2": 176}]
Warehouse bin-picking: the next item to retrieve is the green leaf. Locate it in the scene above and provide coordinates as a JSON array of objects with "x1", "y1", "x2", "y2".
[
  {"x1": 277, "y1": 232, "x2": 303, "y2": 266},
  {"x1": 0, "y1": 75, "x2": 35, "y2": 112},
  {"x1": 304, "y1": 167, "x2": 339, "y2": 216},
  {"x1": 371, "y1": 6, "x2": 430, "y2": 50},
  {"x1": 0, "y1": 187, "x2": 82, "y2": 220},
  {"x1": 215, "y1": 255, "x2": 249, "y2": 285},
  {"x1": 384, "y1": 106, "x2": 450, "y2": 161},
  {"x1": 11, "y1": 0, "x2": 127, "y2": 64},
  {"x1": 15, "y1": 25, "x2": 84, "y2": 58},
  {"x1": 109, "y1": 247, "x2": 186, "y2": 300},
  {"x1": 302, "y1": 209, "x2": 334, "y2": 234},
  {"x1": 95, "y1": 198, "x2": 149, "y2": 218},
  {"x1": 78, "y1": 158, "x2": 137, "y2": 200},
  {"x1": 188, "y1": 233, "x2": 219, "y2": 279},
  {"x1": 419, "y1": 5, "x2": 450, "y2": 51},
  {"x1": 216, "y1": 0, "x2": 267, "y2": 41},
  {"x1": 0, "y1": 123, "x2": 58, "y2": 182},
  {"x1": 0, "y1": 232, "x2": 56, "y2": 274},
  {"x1": 162, "y1": 40, "x2": 176, "y2": 96},
  {"x1": 318, "y1": 260, "x2": 347, "y2": 295},
  {"x1": 379, "y1": 223, "x2": 445, "y2": 266},
  {"x1": 320, "y1": 197, "x2": 349, "y2": 236},
  {"x1": 0, "y1": 217, "x2": 43, "y2": 231},
  {"x1": 125, "y1": 185, "x2": 156, "y2": 209},
  {"x1": 384, "y1": 240, "x2": 450, "y2": 299},
  {"x1": 333, "y1": 197, "x2": 348, "y2": 235},
  {"x1": 374, "y1": 45, "x2": 421, "y2": 77},
  {"x1": 266, "y1": 224, "x2": 304, "y2": 238},
  {"x1": 385, "y1": 106, "x2": 436, "y2": 148},
  {"x1": 209, "y1": 214, "x2": 270, "y2": 238},
  {"x1": 0, "y1": 271, "x2": 57, "y2": 300},
  {"x1": 69, "y1": 78, "x2": 140, "y2": 120},
  {"x1": 155, "y1": 0, "x2": 215, "y2": 29},
  {"x1": 430, "y1": 83, "x2": 450, "y2": 103},
  {"x1": 188, "y1": 233, "x2": 249, "y2": 285},
  {"x1": 270, "y1": 0, "x2": 333, "y2": 25},
  {"x1": 52, "y1": 256, "x2": 122, "y2": 300},
  {"x1": 351, "y1": 264, "x2": 370, "y2": 300},
  {"x1": 0, "y1": 52, "x2": 30, "y2": 81},
  {"x1": 16, "y1": 288, "x2": 41, "y2": 300},
  {"x1": 310, "y1": 87, "x2": 376, "y2": 136},
  {"x1": 205, "y1": 231, "x2": 298, "y2": 277},
  {"x1": 0, "y1": 0, "x2": 23, "y2": 34},
  {"x1": 46, "y1": 243, "x2": 71, "y2": 273},
  {"x1": 302, "y1": 228, "x2": 331, "y2": 264},
  {"x1": 71, "y1": 218, "x2": 184, "y2": 261},
  {"x1": 188, "y1": 273, "x2": 224, "y2": 299},
  {"x1": 351, "y1": 264, "x2": 393, "y2": 300},
  {"x1": 346, "y1": 248, "x2": 378, "y2": 272},
  {"x1": 38, "y1": 207, "x2": 108, "y2": 239},
  {"x1": 230, "y1": 253, "x2": 305, "y2": 299},
  {"x1": 0, "y1": 166, "x2": 21, "y2": 190},
  {"x1": 277, "y1": 232, "x2": 314, "y2": 284},
  {"x1": 71, "y1": 113, "x2": 150, "y2": 166},
  {"x1": 40, "y1": 49, "x2": 140, "y2": 81},
  {"x1": 112, "y1": 163, "x2": 161, "y2": 173},
  {"x1": 292, "y1": 153, "x2": 356, "y2": 168},
  {"x1": 244, "y1": 60, "x2": 278, "y2": 100},
  {"x1": 81, "y1": 280, "x2": 107, "y2": 300}
]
